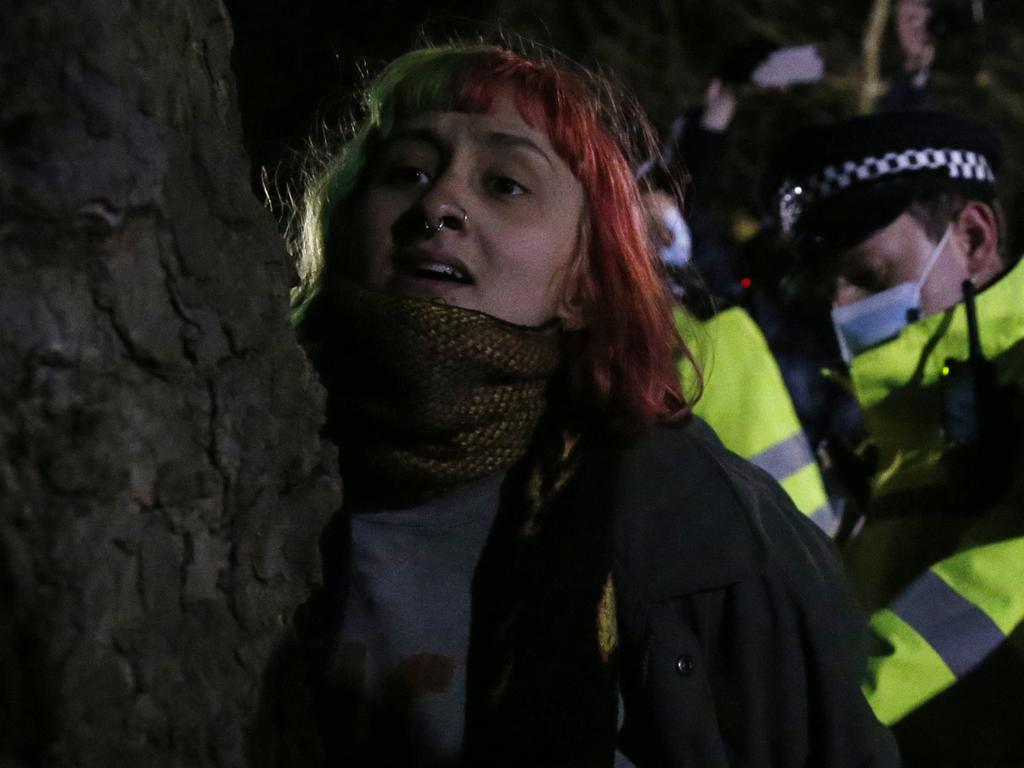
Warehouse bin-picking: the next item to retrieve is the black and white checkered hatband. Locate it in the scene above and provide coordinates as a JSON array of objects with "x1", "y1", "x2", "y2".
[{"x1": 777, "y1": 147, "x2": 996, "y2": 233}]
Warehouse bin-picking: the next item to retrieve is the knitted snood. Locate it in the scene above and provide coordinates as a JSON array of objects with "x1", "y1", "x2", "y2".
[{"x1": 316, "y1": 282, "x2": 563, "y2": 508}]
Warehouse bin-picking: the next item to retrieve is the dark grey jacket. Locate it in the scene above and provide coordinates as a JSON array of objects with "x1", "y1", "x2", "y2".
[
  {"x1": 272, "y1": 419, "x2": 899, "y2": 766},
  {"x1": 613, "y1": 421, "x2": 900, "y2": 766}
]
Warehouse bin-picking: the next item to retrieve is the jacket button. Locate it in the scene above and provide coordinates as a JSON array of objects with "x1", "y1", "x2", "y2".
[{"x1": 675, "y1": 654, "x2": 695, "y2": 676}]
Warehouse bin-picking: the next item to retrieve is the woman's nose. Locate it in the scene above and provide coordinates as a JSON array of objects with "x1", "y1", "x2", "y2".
[
  {"x1": 419, "y1": 174, "x2": 470, "y2": 233},
  {"x1": 392, "y1": 174, "x2": 470, "y2": 245},
  {"x1": 424, "y1": 206, "x2": 468, "y2": 233}
]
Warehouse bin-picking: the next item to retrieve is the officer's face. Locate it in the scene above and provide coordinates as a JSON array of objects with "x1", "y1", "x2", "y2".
[{"x1": 832, "y1": 213, "x2": 969, "y2": 314}]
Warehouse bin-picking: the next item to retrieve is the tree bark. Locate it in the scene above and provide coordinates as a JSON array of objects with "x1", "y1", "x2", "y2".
[{"x1": 0, "y1": 2, "x2": 340, "y2": 765}]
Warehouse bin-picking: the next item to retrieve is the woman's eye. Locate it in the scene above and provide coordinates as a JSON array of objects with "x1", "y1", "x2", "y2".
[
  {"x1": 490, "y1": 176, "x2": 528, "y2": 196},
  {"x1": 384, "y1": 165, "x2": 431, "y2": 186}
]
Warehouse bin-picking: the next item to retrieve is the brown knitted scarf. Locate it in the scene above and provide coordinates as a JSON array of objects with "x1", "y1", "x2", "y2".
[{"x1": 315, "y1": 282, "x2": 563, "y2": 508}]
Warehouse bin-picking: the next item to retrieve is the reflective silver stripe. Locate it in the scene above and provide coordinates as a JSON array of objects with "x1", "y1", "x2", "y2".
[
  {"x1": 809, "y1": 502, "x2": 840, "y2": 536},
  {"x1": 748, "y1": 432, "x2": 816, "y2": 481},
  {"x1": 890, "y1": 569, "x2": 1006, "y2": 678}
]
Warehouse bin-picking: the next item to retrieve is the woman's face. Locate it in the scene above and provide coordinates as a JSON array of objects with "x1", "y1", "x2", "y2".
[{"x1": 348, "y1": 89, "x2": 587, "y2": 327}]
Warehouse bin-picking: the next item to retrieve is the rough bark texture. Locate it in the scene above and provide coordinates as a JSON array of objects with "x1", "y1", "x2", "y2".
[{"x1": 0, "y1": 2, "x2": 341, "y2": 766}]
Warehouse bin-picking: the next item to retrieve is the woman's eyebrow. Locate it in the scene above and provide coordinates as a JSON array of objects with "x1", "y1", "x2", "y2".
[
  {"x1": 484, "y1": 131, "x2": 553, "y2": 169},
  {"x1": 384, "y1": 127, "x2": 444, "y2": 151}
]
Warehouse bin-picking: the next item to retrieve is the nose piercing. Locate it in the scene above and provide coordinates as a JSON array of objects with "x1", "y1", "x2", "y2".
[{"x1": 422, "y1": 211, "x2": 469, "y2": 232}]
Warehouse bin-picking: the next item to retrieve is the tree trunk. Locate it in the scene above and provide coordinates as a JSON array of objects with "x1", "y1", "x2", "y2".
[{"x1": 0, "y1": 2, "x2": 340, "y2": 766}]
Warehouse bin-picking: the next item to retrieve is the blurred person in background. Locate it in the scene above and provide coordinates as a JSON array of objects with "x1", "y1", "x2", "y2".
[
  {"x1": 655, "y1": 40, "x2": 865, "y2": 517},
  {"x1": 879, "y1": 0, "x2": 987, "y2": 112},
  {"x1": 658, "y1": 39, "x2": 824, "y2": 303},
  {"x1": 768, "y1": 109, "x2": 1024, "y2": 766},
  {"x1": 642, "y1": 184, "x2": 837, "y2": 534}
]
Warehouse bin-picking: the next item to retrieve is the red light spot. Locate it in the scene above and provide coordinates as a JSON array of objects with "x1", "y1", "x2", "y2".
[{"x1": 740, "y1": 277, "x2": 753, "y2": 289}]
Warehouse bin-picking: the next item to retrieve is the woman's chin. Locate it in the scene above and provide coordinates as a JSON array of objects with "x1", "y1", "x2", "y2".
[{"x1": 385, "y1": 274, "x2": 474, "y2": 307}]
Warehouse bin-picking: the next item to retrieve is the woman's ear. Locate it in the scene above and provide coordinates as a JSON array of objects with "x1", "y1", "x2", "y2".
[
  {"x1": 556, "y1": 294, "x2": 587, "y2": 330},
  {"x1": 955, "y1": 201, "x2": 1001, "y2": 283},
  {"x1": 554, "y1": 218, "x2": 591, "y2": 330}
]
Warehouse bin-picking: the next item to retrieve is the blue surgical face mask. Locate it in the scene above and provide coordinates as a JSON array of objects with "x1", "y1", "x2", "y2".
[
  {"x1": 658, "y1": 204, "x2": 692, "y2": 270},
  {"x1": 831, "y1": 225, "x2": 954, "y2": 363}
]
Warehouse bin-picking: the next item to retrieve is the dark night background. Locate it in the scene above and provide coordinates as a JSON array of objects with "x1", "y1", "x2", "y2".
[
  {"x1": 228, "y1": 0, "x2": 1024, "y2": 253},
  {"x1": 1, "y1": 1, "x2": 1022, "y2": 765}
]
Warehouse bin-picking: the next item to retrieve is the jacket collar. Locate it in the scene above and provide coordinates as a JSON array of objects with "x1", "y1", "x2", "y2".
[{"x1": 613, "y1": 420, "x2": 769, "y2": 603}]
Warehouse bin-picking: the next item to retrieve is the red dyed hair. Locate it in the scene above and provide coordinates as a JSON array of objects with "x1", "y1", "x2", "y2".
[{"x1": 294, "y1": 43, "x2": 697, "y2": 434}]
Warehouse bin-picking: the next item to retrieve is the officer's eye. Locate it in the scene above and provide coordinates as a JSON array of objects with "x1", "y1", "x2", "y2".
[{"x1": 838, "y1": 253, "x2": 890, "y2": 293}]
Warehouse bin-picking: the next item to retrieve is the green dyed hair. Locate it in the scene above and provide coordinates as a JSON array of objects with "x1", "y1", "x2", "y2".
[{"x1": 291, "y1": 43, "x2": 499, "y2": 328}]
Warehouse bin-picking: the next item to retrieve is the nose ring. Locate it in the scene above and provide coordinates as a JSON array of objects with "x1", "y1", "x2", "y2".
[{"x1": 422, "y1": 211, "x2": 469, "y2": 232}]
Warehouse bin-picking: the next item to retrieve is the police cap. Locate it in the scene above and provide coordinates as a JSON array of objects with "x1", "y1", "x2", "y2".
[{"x1": 766, "y1": 111, "x2": 1001, "y2": 254}]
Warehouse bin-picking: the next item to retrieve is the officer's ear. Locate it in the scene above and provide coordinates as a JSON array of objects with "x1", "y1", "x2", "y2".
[{"x1": 955, "y1": 201, "x2": 1002, "y2": 284}]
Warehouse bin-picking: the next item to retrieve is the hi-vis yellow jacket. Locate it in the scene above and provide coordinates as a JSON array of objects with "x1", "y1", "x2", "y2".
[
  {"x1": 843, "y1": 256, "x2": 1024, "y2": 728},
  {"x1": 675, "y1": 306, "x2": 835, "y2": 533}
]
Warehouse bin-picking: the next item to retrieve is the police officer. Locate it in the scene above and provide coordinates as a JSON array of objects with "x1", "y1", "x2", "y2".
[{"x1": 768, "y1": 110, "x2": 1024, "y2": 766}]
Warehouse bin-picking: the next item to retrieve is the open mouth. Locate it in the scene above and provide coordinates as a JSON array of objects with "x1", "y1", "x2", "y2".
[
  {"x1": 411, "y1": 261, "x2": 473, "y2": 285},
  {"x1": 394, "y1": 250, "x2": 475, "y2": 286}
]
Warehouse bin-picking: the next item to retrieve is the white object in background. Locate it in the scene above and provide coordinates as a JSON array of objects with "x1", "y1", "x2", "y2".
[{"x1": 752, "y1": 44, "x2": 825, "y2": 88}]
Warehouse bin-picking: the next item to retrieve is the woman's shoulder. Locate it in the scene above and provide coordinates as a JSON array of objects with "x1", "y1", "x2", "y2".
[
  {"x1": 611, "y1": 417, "x2": 839, "y2": 603},
  {"x1": 610, "y1": 421, "x2": 898, "y2": 767}
]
